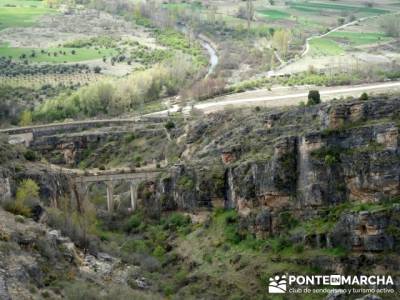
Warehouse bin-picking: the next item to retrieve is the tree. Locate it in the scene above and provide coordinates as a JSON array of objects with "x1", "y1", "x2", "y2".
[
  {"x1": 11, "y1": 179, "x2": 40, "y2": 217},
  {"x1": 272, "y1": 29, "x2": 292, "y2": 58},
  {"x1": 246, "y1": 0, "x2": 254, "y2": 33},
  {"x1": 17, "y1": 179, "x2": 39, "y2": 203},
  {"x1": 307, "y1": 90, "x2": 321, "y2": 106},
  {"x1": 359, "y1": 92, "x2": 369, "y2": 101},
  {"x1": 19, "y1": 110, "x2": 32, "y2": 126},
  {"x1": 93, "y1": 66, "x2": 101, "y2": 74}
]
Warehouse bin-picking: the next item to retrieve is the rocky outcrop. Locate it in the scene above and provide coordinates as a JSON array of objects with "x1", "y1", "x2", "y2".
[
  {"x1": 0, "y1": 177, "x2": 11, "y2": 203},
  {"x1": 320, "y1": 97, "x2": 400, "y2": 130},
  {"x1": 331, "y1": 207, "x2": 400, "y2": 252},
  {"x1": 0, "y1": 161, "x2": 72, "y2": 208},
  {"x1": 149, "y1": 97, "x2": 400, "y2": 251},
  {"x1": 0, "y1": 208, "x2": 143, "y2": 299},
  {"x1": 0, "y1": 269, "x2": 11, "y2": 300}
]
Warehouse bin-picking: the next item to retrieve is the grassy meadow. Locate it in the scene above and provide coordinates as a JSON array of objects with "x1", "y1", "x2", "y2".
[
  {"x1": 0, "y1": 0, "x2": 54, "y2": 30},
  {"x1": 0, "y1": 44, "x2": 116, "y2": 63}
]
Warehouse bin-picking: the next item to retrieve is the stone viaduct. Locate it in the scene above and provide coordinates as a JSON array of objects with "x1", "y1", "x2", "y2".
[{"x1": 72, "y1": 169, "x2": 161, "y2": 212}]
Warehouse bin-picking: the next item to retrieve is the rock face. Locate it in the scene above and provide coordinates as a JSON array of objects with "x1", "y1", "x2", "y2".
[
  {"x1": 0, "y1": 177, "x2": 11, "y2": 203},
  {"x1": 331, "y1": 208, "x2": 400, "y2": 252},
  {"x1": 0, "y1": 208, "x2": 138, "y2": 299},
  {"x1": 0, "y1": 269, "x2": 11, "y2": 300},
  {"x1": 146, "y1": 97, "x2": 400, "y2": 252},
  {"x1": 150, "y1": 164, "x2": 224, "y2": 215},
  {"x1": 5, "y1": 163, "x2": 72, "y2": 207}
]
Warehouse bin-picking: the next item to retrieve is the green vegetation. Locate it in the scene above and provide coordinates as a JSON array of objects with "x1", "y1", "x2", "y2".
[
  {"x1": 0, "y1": 2, "x2": 54, "y2": 30},
  {"x1": 309, "y1": 38, "x2": 344, "y2": 56},
  {"x1": 177, "y1": 175, "x2": 195, "y2": 191},
  {"x1": 33, "y1": 57, "x2": 196, "y2": 122},
  {"x1": 307, "y1": 90, "x2": 321, "y2": 106},
  {"x1": 311, "y1": 145, "x2": 344, "y2": 165},
  {"x1": 228, "y1": 67, "x2": 400, "y2": 95},
  {"x1": 289, "y1": 2, "x2": 388, "y2": 15},
  {"x1": 0, "y1": 84, "x2": 73, "y2": 126},
  {"x1": 257, "y1": 9, "x2": 290, "y2": 20},
  {"x1": 4, "y1": 179, "x2": 39, "y2": 217},
  {"x1": 154, "y1": 29, "x2": 207, "y2": 67},
  {"x1": 327, "y1": 31, "x2": 389, "y2": 46},
  {"x1": 295, "y1": 197, "x2": 400, "y2": 236},
  {"x1": 0, "y1": 44, "x2": 116, "y2": 63}
]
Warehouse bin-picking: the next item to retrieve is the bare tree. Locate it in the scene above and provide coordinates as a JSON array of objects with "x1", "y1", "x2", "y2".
[{"x1": 246, "y1": 0, "x2": 254, "y2": 33}]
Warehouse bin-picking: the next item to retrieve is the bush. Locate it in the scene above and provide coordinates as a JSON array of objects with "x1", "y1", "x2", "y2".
[
  {"x1": 162, "y1": 212, "x2": 191, "y2": 230},
  {"x1": 33, "y1": 58, "x2": 197, "y2": 122},
  {"x1": 359, "y1": 92, "x2": 369, "y2": 101},
  {"x1": 152, "y1": 245, "x2": 166, "y2": 261},
  {"x1": 3, "y1": 198, "x2": 31, "y2": 217},
  {"x1": 124, "y1": 214, "x2": 143, "y2": 232},
  {"x1": 24, "y1": 149, "x2": 40, "y2": 161},
  {"x1": 307, "y1": 90, "x2": 321, "y2": 106},
  {"x1": 164, "y1": 120, "x2": 175, "y2": 130},
  {"x1": 4, "y1": 179, "x2": 40, "y2": 217}
]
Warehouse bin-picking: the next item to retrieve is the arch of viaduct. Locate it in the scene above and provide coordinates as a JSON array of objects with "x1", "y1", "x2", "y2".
[{"x1": 72, "y1": 170, "x2": 161, "y2": 212}]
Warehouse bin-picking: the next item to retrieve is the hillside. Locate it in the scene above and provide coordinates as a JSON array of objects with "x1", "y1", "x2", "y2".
[{"x1": 1, "y1": 95, "x2": 399, "y2": 299}]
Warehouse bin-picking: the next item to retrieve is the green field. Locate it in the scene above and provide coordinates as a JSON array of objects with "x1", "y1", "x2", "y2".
[
  {"x1": 327, "y1": 31, "x2": 389, "y2": 46},
  {"x1": 290, "y1": 1, "x2": 388, "y2": 15},
  {"x1": 0, "y1": 44, "x2": 116, "y2": 63},
  {"x1": 309, "y1": 38, "x2": 344, "y2": 56},
  {"x1": 0, "y1": 0, "x2": 54, "y2": 30},
  {"x1": 257, "y1": 9, "x2": 291, "y2": 20},
  {"x1": 0, "y1": 0, "x2": 45, "y2": 6},
  {"x1": 161, "y1": 2, "x2": 203, "y2": 11}
]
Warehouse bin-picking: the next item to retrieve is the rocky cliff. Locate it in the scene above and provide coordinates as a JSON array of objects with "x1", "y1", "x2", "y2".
[
  {"x1": 148, "y1": 96, "x2": 400, "y2": 257},
  {"x1": 2, "y1": 95, "x2": 400, "y2": 299}
]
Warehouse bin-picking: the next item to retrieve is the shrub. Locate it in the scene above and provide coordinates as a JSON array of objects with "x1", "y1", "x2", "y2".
[
  {"x1": 359, "y1": 92, "x2": 369, "y2": 101},
  {"x1": 324, "y1": 154, "x2": 338, "y2": 166},
  {"x1": 93, "y1": 66, "x2": 101, "y2": 74},
  {"x1": 164, "y1": 120, "x2": 175, "y2": 130},
  {"x1": 307, "y1": 90, "x2": 321, "y2": 106},
  {"x1": 124, "y1": 214, "x2": 143, "y2": 232},
  {"x1": 152, "y1": 245, "x2": 166, "y2": 261},
  {"x1": 4, "y1": 198, "x2": 31, "y2": 217},
  {"x1": 24, "y1": 149, "x2": 40, "y2": 161},
  {"x1": 177, "y1": 176, "x2": 194, "y2": 191},
  {"x1": 5, "y1": 179, "x2": 40, "y2": 217},
  {"x1": 294, "y1": 244, "x2": 304, "y2": 253},
  {"x1": 162, "y1": 212, "x2": 191, "y2": 230},
  {"x1": 225, "y1": 226, "x2": 243, "y2": 244},
  {"x1": 19, "y1": 110, "x2": 32, "y2": 126}
]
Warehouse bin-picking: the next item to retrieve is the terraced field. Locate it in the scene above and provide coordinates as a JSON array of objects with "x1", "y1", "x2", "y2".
[
  {"x1": 0, "y1": 44, "x2": 116, "y2": 63},
  {"x1": 257, "y1": 9, "x2": 291, "y2": 20},
  {"x1": 309, "y1": 38, "x2": 344, "y2": 56},
  {"x1": 0, "y1": 72, "x2": 106, "y2": 88},
  {"x1": 289, "y1": 1, "x2": 388, "y2": 15},
  {"x1": 327, "y1": 31, "x2": 389, "y2": 46}
]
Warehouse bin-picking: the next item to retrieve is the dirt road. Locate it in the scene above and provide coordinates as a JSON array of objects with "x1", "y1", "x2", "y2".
[
  {"x1": 194, "y1": 81, "x2": 400, "y2": 112},
  {"x1": 2, "y1": 81, "x2": 400, "y2": 133}
]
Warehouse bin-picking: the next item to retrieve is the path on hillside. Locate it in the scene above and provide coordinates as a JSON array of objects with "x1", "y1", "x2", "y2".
[
  {"x1": 301, "y1": 15, "x2": 377, "y2": 58},
  {"x1": 269, "y1": 12, "x2": 398, "y2": 77}
]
